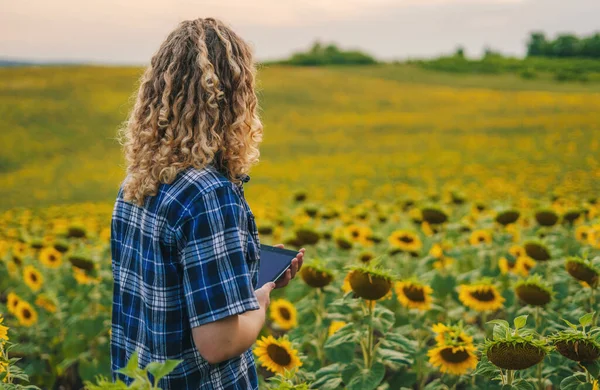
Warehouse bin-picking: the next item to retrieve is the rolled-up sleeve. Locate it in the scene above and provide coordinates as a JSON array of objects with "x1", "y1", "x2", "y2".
[{"x1": 178, "y1": 185, "x2": 260, "y2": 328}]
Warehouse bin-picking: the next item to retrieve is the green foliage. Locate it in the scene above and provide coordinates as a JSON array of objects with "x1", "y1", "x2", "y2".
[
  {"x1": 84, "y1": 351, "x2": 181, "y2": 390},
  {"x1": 279, "y1": 42, "x2": 377, "y2": 66},
  {"x1": 527, "y1": 31, "x2": 600, "y2": 59}
]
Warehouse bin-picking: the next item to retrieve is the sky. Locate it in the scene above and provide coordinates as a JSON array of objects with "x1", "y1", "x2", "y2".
[{"x1": 1, "y1": 0, "x2": 599, "y2": 64}]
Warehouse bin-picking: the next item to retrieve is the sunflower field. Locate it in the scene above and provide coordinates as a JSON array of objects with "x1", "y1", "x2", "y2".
[{"x1": 1, "y1": 64, "x2": 600, "y2": 389}]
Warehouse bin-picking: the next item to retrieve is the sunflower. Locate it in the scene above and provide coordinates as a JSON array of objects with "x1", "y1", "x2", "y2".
[
  {"x1": 0, "y1": 316, "x2": 8, "y2": 345},
  {"x1": 345, "y1": 224, "x2": 372, "y2": 246},
  {"x1": 23, "y1": 265, "x2": 43, "y2": 292},
  {"x1": 552, "y1": 335, "x2": 600, "y2": 362},
  {"x1": 565, "y1": 256, "x2": 599, "y2": 287},
  {"x1": 395, "y1": 280, "x2": 433, "y2": 311},
  {"x1": 15, "y1": 300, "x2": 38, "y2": 327},
  {"x1": 6, "y1": 292, "x2": 20, "y2": 314},
  {"x1": 486, "y1": 340, "x2": 547, "y2": 370},
  {"x1": 509, "y1": 245, "x2": 525, "y2": 258},
  {"x1": 575, "y1": 226, "x2": 590, "y2": 242},
  {"x1": 523, "y1": 241, "x2": 551, "y2": 261},
  {"x1": 39, "y1": 246, "x2": 62, "y2": 268},
  {"x1": 498, "y1": 257, "x2": 517, "y2": 275},
  {"x1": 534, "y1": 209, "x2": 559, "y2": 227},
  {"x1": 434, "y1": 256, "x2": 455, "y2": 270},
  {"x1": 421, "y1": 207, "x2": 448, "y2": 225},
  {"x1": 428, "y1": 344, "x2": 478, "y2": 375},
  {"x1": 359, "y1": 251, "x2": 375, "y2": 264},
  {"x1": 347, "y1": 265, "x2": 393, "y2": 301},
  {"x1": 328, "y1": 321, "x2": 347, "y2": 336},
  {"x1": 254, "y1": 335, "x2": 302, "y2": 375},
  {"x1": 469, "y1": 230, "x2": 492, "y2": 246},
  {"x1": 300, "y1": 261, "x2": 334, "y2": 288},
  {"x1": 12, "y1": 241, "x2": 28, "y2": 258},
  {"x1": 388, "y1": 230, "x2": 423, "y2": 253},
  {"x1": 431, "y1": 323, "x2": 473, "y2": 346},
  {"x1": 514, "y1": 276, "x2": 553, "y2": 306},
  {"x1": 269, "y1": 299, "x2": 298, "y2": 331},
  {"x1": 73, "y1": 268, "x2": 100, "y2": 285},
  {"x1": 515, "y1": 256, "x2": 536, "y2": 277},
  {"x1": 458, "y1": 283, "x2": 505, "y2": 312},
  {"x1": 495, "y1": 210, "x2": 520, "y2": 226},
  {"x1": 35, "y1": 295, "x2": 57, "y2": 313}
]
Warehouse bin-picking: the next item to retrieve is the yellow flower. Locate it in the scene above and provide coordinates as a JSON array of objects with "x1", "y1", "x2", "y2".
[
  {"x1": 23, "y1": 265, "x2": 43, "y2": 292},
  {"x1": 328, "y1": 321, "x2": 347, "y2": 336},
  {"x1": 458, "y1": 283, "x2": 505, "y2": 312},
  {"x1": 515, "y1": 256, "x2": 536, "y2": 277},
  {"x1": 269, "y1": 299, "x2": 298, "y2": 331},
  {"x1": 431, "y1": 323, "x2": 473, "y2": 346},
  {"x1": 100, "y1": 227, "x2": 111, "y2": 242},
  {"x1": 575, "y1": 226, "x2": 590, "y2": 243},
  {"x1": 428, "y1": 344, "x2": 478, "y2": 375},
  {"x1": 39, "y1": 246, "x2": 62, "y2": 268},
  {"x1": 6, "y1": 292, "x2": 20, "y2": 314},
  {"x1": 0, "y1": 316, "x2": 9, "y2": 345},
  {"x1": 469, "y1": 230, "x2": 492, "y2": 246},
  {"x1": 15, "y1": 300, "x2": 38, "y2": 327},
  {"x1": 388, "y1": 230, "x2": 423, "y2": 253},
  {"x1": 508, "y1": 245, "x2": 525, "y2": 258},
  {"x1": 35, "y1": 295, "x2": 57, "y2": 313},
  {"x1": 395, "y1": 281, "x2": 433, "y2": 311},
  {"x1": 254, "y1": 336, "x2": 302, "y2": 375},
  {"x1": 345, "y1": 224, "x2": 373, "y2": 246},
  {"x1": 434, "y1": 256, "x2": 455, "y2": 270},
  {"x1": 429, "y1": 243, "x2": 444, "y2": 258},
  {"x1": 73, "y1": 268, "x2": 100, "y2": 285}
]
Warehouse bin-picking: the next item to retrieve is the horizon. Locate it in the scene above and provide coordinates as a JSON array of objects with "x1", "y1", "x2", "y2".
[{"x1": 1, "y1": 0, "x2": 599, "y2": 65}]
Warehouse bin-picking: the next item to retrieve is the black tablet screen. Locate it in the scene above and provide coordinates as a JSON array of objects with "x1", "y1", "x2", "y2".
[{"x1": 258, "y1": 245, "x2": 297, "y2": 288}]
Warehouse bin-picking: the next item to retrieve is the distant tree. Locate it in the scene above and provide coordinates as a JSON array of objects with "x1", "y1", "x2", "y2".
[
  {"x1": 483, "y1": 46, "x2": 503, "y2": 59},
  {"x1": 454, "y1": 46, "x2": 465, "y2": 58},
  {"x1": 527, "y1": 32, "x2": 549, "y2": 57},
  {"x1": 285, "y1": 41, "x2": 377, "y2": 66},
  {"x1": 581, "y1": 33, "x2": 600, "y2": 58},
  {"x1": 552, "y1": 34, "x2": 581, "y2": 57}
]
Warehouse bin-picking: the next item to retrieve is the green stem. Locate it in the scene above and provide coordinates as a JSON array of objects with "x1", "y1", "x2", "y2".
[
  {"x1": 536, "y1": 362, "x2": 543, "y2": 390},
  {"x1": 366, "y1": 301, "x2": 375, "y2": 369},
  {"x1": 590, "y1": 288, "x2": 597, "y2": 324},
  {"x1": 507, "y1": 370, "x2": 514, "y2": 385}
]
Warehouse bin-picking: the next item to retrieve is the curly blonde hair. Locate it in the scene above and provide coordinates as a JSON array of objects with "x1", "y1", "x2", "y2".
[{"x1": 120, "y1": 18, "x2": 263, "y2": 206}]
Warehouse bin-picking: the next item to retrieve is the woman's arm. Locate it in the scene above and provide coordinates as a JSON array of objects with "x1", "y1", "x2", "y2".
[{"x1": 192, "y1": 282, "x2": 275, "y2": 364}]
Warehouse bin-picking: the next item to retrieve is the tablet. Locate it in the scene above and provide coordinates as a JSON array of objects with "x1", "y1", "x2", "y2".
[{"x1": 257, "y1": 245, "x2": 298, "y2": 288}]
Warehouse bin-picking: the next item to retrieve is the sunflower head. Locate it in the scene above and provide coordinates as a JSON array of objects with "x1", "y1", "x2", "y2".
[
  {"x1": 431, "y1": 322, "x2": 473, "y2": 346},
  {"x1": 395, "y1": 280, "x2": 433, "y2": 311},
  {"x1": 523, "y1": 241, "x2": 552, "y2": 261},
  {"x1": 346, "y1": 262, "x2": 394, "y2": 301},
  {"x1": 66, "y1": 224, "x2": 87, "y2": 238},
  {"x1": 421, "y1": 207, "x2": 448, "y2": 225},
  {"x1": 254, "y1": 335, "x2": 302, "y2": 375},
  {"x1": 294, "y1": 226, "x2": 320, "y2": 246},
  {"x1": 495, "y1": 210, "x2": 520, "y2": 226},
  {"x1": 40, "y1": 246, "x2": 63, "y2": 268},
  {"x1": 565, "y1": 256, "x2": 599, "y2": 287},
  {"x1": 427, "y1": 332, "x2": 478, "y2": 376},
  {"x1": 514, "y1": 275, "x2": 553, "y2": 307},
  {"x1": 484, "y1": 315, "x2": 549, "y2": 370},
  {"x1": 328, "y1": 321, "x2": 347, "y2": 337},
  {"x1": 23, "y1": 265, "x2": 43, "y2": 292},
  {"x1": 575, "y1": 226, "x2": 590, "y2": 242},
  {"x1": 53, "y1": 239, "x2": 70, "y2": 253},
  {"x1": 469, "y1": 230, "x2": 492, "y2": 246},
  {"x1": 534, "y1": 209, "x2": 559, "y2": 227},
  {"x1": 458, "y1": 281, "x2": 505, "y2": 312},
  {"x1": 563, "y1": 209, "x2": 581, "y2": 224},
  {"x1": 269, "y1": 299, "x2": 298, "y2": 331},
  {"x1": 549, "y1": 312, "x2": 600, "y2": 362},
  {"x1": 300, "y1": 259, "x2": 334, "y2": 288},
  {"x1": 15, "y1": 300, "x2": 38, "y2": 327},
  {"x1": 358, "y1": 251, "x2": 375, "y2": 264},
  {"x1": 68, "y1": 254, "x2": 95, "y2": 271},
  {"x1": 388, "y1": 230, "x2": 423, "y2": 253},
  {"x1": 6, "y1": 292, "x2": 20, "y2": 314}
]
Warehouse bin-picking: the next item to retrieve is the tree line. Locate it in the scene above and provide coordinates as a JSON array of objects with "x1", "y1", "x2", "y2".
[{"x1": 527, "y1": 32, "x2": 600, "y2": 59}]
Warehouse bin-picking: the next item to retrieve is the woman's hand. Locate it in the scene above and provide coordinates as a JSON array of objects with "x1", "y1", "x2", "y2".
[{"x1": 273, "y1": 244, "x2": 305, "y2": 289}]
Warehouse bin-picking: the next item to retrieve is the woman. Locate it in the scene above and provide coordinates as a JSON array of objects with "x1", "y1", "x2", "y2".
[{"x1": 111, "y1": 18, "x2": 304, "y2": 389}]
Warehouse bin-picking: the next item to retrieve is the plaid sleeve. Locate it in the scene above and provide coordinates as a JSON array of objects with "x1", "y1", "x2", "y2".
[{"x1": 179, "y1": 185, "x2": 260, "y2": 328}]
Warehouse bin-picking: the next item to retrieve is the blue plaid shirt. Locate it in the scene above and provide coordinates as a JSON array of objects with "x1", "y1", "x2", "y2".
[{"x1": 111, "y1": 165, "x2": 261, "y2": 389}]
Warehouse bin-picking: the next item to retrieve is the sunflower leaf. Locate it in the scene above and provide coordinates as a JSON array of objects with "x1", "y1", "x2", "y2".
[
  {"x1": 579, "y1": 312, "x2": 595, "y2": 328},
  {"x1": 559, "y1": 372, "x2": 593, "y2": 390},
  {"x1": 473, "y1": 355, "x2": 499, "y2": 379},
  {"x1": 581, "y1": 360, "x2": 600, "y2": 379},
  {"x1": 377, "y1": 347, "x2": 413, "y2": 366},
  {"x1": 513, "y1": 315, "x2": 528, "y2": 330},
  {"x1": 345, "y1": 362, "x2": 385, "y2": 390}
]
